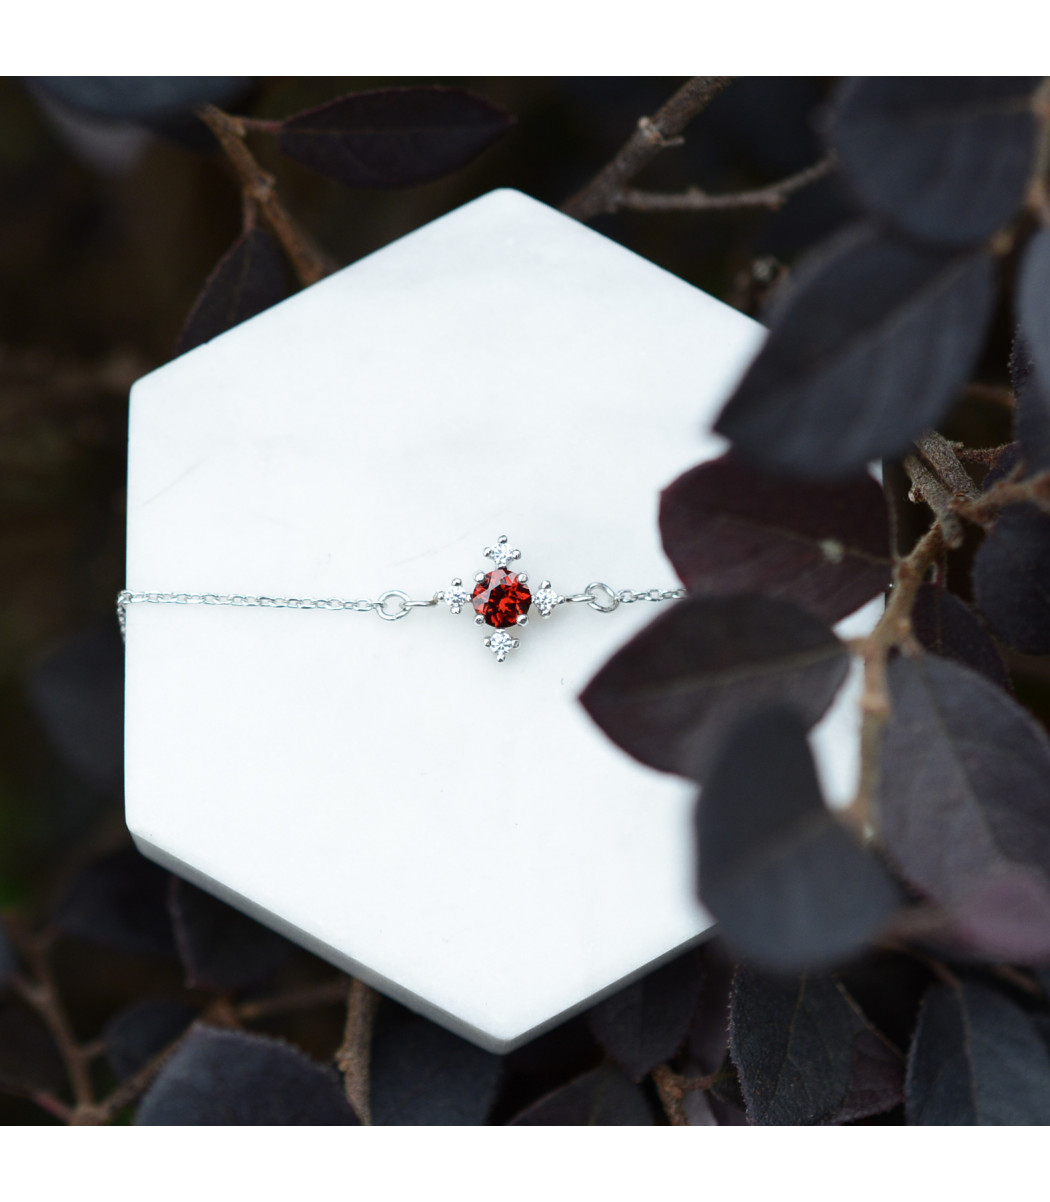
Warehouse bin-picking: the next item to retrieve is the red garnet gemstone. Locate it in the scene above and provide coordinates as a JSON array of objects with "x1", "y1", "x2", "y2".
[{"x1": 472, "y1": 569, "x2": 532, "y2": 629}]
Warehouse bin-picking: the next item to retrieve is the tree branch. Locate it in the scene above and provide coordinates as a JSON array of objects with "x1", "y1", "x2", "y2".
[
  {"x1": 613, "y1": 155, "x2": 835, "y2": 214},
  {"x1": 197, "y1": 105, "x2": 337, "y2": 288},
  {"x1": 336, "y1": 978, "x2": 379, "y2": 1124},
  {"x1": 561, "y1": 77, "x2": 735, "y2": 221},
  {"x1": 904, "y1": 454, "x2": 965, "y2": 548},
  {"x1": 913, "y1": 429, "x2": 980, "y2": 504}
]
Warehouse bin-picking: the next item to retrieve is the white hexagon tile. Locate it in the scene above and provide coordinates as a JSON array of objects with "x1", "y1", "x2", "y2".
[{"x1": 122, "y1": 187, "x2": 862, "y2": 1052}]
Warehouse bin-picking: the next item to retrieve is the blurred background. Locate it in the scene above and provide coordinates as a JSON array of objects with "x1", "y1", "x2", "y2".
[{"x1": 0, "y1": 75, "x2": 894, "y2": 1123}]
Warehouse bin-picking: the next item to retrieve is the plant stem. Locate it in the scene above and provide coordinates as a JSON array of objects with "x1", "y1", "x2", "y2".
[
  {"x1": 913, "y1": 429, "x2": 980, "y2": 504},
  {"x1": 561, "y1": 77, "x2": 734, "y2": 221},
  {"x1": 336, "y1": 978, "x2": 379, "y2": 1124},
  {"x1": 237, "y1": 976, "x2": 349, "y2": 1021},
  {"x1": 10, "y1": 935, "x2": 94, "y2": 1112},
  {"x1": 956, "y1": 468, "x2": 1050, "y2": 523},
  {"x1": 904, "y1": 454, "x2": 964, "y2": 548},
  {"x1": 197, "y1": 105, "x2": 337, "y2": 287},
  {"x1": 846, "y1": 522, "x2": 946, "y2": 835},
  {"x1": 1026, "y1": 78, "x2": 1050, "y2": 224},
  {"x1": 652, "y1": 1063, "x2": 719, "y2": 1125},
  {"x1": 613, "y1": 155, "x2": 834, "y2": 213}
]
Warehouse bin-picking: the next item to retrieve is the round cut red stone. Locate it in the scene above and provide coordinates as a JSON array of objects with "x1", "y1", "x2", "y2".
[{"x1": 472, "y1": 569, "x2": 531, "y2": 629}]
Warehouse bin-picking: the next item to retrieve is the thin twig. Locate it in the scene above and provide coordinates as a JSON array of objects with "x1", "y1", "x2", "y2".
[
  {"x1": 561, "y1": 77, "x2": 735, "y2": 221},
  {"x1": 964, "y1": 381, "x2": 1016, "y2": 409},
  {"x1": 336, "y1": 978, "x2": 379, "y2": 1124},
  {"x1": 75, "y1": 1027, "x2": 194, "y2": 1125},
  {"x1": 1025, "y1": 78, "x2": 1050, "y2": 225},
  {"x1": 613, "y1": 155, "x2": 834, "y2": 213},
  {"x1": 846, "y1": 523, "x2": 946, "y2": 835},
  {"x1": 73, "y1": 996, "x2": 243, "y2": 1125},
  {"x1": 237, "y1": 977, "x2": 349, "y2": 1021},
  {"x1": 10, "y1": 938, "x2": 94, "y2": 1111},
  {"x1": 956, "y1": 468, "x2": 1050, "y2": 524},
  {"x1": 953, "y1": 443, "x2": 1013, "y2": 466},
  {"x1": 197, "y1": 105, "x2": 337, "y2": 287},
  {"x1": 989, "y1": 964, "x2": 1043, "y2": 997},
  {"x1": 29, "y1": 1091, "x2": 74, "y2": 1123}
]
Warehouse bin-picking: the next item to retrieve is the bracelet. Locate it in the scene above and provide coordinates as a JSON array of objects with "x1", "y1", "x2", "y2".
[{"x1": 118, "y1": 535, "x2": 685, "y2": 661}]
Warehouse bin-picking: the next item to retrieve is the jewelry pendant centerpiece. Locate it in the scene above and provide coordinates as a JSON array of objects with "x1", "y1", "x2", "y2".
[
  {"x1": 443, "y1": 535, "x2": 561, "y2": 661},
  {"x1": 472, "y1": 568, "x2": 531, "y2": 629}
]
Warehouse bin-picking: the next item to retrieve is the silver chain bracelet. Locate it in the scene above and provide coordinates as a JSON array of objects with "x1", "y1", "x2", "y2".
[{"x1": 118, "y1": 535, "x2": 685, "y2": 662}]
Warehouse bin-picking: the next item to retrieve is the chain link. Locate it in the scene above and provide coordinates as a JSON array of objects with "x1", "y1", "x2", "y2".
[
  {"x1": 562, "y1": 582, "x2": 686, "y2": 612},
  {"x1": 116, "y1": 580, "x2": 685, "y2": 639},
  {"x1": 115, "y1": 588, "x2": 437, "y2": 640}
]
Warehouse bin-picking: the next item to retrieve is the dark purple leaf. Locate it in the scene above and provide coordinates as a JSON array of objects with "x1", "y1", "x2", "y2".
[
  {"x1": 25, "y1": 622, "x2": 124, "y2": 795},
  {"x1": 588, "y1": 947, "x2": 705, "y2": 1081},
  {"x1": 370, "y1": 1015, "x2": 502, "y2": 1125},
  {"x1": 685, "y1": 940, "x2": 736, "y2": 1073},
  {"x1": 169, "y1": 877, "x2": 295, "y2": 991},
  {"x1": 503, "y1": 1014, "x2": 599, "y2": 1092},
  {"x1": 715, "y1": 224, "x2": 995, "y2": 480},
  {"x1": 834, "y1": 1027, "x2": 906, "y2": 1125},
  {"x1": 31, "y1": 77, "x2": 250, "y2": 122},
  {"x1": 508, "y1": 1064, "x2": 655, "y2": 1125},
  {"x1": 831, "y1": 77, "x2": 1040, "y2": 244},
  {"x1": 276, "y1": 87, "x2": 513, "y2": 190},
  {"x1": 879, "y1": 654, "x2": 1050, "y2": 960},
  {"x1": 730, "y1": 966, "x2": 902, "y2": 1125},
  {"x1": 580, "y1": 594, "x2": 848, "y2": 782},
  {"x1": 708, "y1": 1054, "x2": 747, "y2": 1113},
  {"x1": 1018, "y1": 229, "x2": 1050, "y2": 400},
  {"x1": 56, "y1": 845, "x2": 176, "y2": 957},
  {"x1": 911, "y1": 584, "x2": 1010, "y2": 689},
  {"x1": 659, "y1": 454, "x2": 891, "y2": 623},
  {"x1": 103, "y1": 999, "x2": 197, "y2": 1080},
  {"x1": 974, "y1": 505, "x2": 1050, "y2": 655},
  {"x1": 1011, "y1": 333, "x2": 1050, "y2": 473},
  {"x1": 0, "y1": 1002, "x2": 67, "y2": 1097},
  {"x1": 838, "y1": 950, "x2": 935, "y2": 1054},
  {"x1": 697, "y1": 707, "x2": 901, "y2": 969},
  {"x1": 175, "y1": 227, "x2": 293, "y2": 357},
  {"x1": 136, "y1": 1026, "x2": 358, "y2": 1124},
  {"x1": 906, "y1": 981, "x2": 1050, "y2": 1124}
]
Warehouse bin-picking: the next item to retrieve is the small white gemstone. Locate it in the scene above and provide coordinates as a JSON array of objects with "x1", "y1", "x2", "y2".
[
  {"x1": 487, "y1": 540, "x2": 521, "y2": 568},
  {"x1": 445, "y1": 584, "x2": 471, "y2": 614},
  {"x1": 488, "y1": 630, "x2": 517, "y2": 661},
  {"x1": 534, "y1": 585, "x2": 560, "y2": 617}
]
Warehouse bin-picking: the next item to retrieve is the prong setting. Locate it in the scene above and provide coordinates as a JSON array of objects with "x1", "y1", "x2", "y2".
[
  {"x1": 533, "y1": 579, "x2": 562, "y2": 618},
  {"x1": 443, "y1": 576, "x2": 471, "y2": 615},
  {"x1": 484, "y1": 535, "x2": 522, "y2": 569}
]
